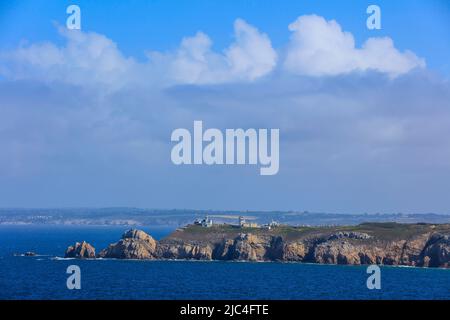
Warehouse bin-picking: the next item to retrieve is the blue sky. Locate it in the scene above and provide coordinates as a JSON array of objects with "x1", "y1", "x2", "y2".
[{"x1": 1, "y1": 1, "x2": 450, "y2": 213}]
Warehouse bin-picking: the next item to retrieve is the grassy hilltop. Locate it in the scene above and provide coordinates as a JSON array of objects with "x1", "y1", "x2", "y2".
[{"x1": 167, "y1": 222, "x2": 450, "y2": 243}]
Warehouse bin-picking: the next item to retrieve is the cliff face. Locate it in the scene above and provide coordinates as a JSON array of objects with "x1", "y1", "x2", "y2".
[
  {"x1": 156, "y1": 241, "x2": 213, "y2": 260},
  {"x1": 66, "y1": 223, "x2": 450, "y2": 268}
]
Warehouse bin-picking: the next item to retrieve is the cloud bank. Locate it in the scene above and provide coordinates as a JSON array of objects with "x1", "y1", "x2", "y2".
[
  {"x1": 164, "y1": 18, "x2": 278, "y2": 84},
  {"x1": 0, "y1": 15, "x2": 425, "y2": 89},
  {"x1": 1, "y1": 15, "x2": 449, "y2": 214}
]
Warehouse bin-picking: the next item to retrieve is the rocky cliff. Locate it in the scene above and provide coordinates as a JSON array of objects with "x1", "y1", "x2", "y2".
[{"x1": 66, "y1": 223, "x2": 450, "y2": 268}]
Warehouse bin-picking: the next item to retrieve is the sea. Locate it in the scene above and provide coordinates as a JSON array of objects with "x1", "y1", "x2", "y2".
[{"x1": 0, "y1": 225, "x2": 449, "y2": 300}]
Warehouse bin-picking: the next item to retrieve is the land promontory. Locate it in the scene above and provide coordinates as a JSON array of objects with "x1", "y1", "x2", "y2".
[{"x1": 65, "y1": 222, "x2": 450, "y2": 268}]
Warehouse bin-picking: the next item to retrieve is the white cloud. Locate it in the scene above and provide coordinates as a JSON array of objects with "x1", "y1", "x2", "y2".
[
  {"x1": 284, "y1": 15, "x2": 425, "y2": 77},
  {"x1": 164, "y1": 19, "x2": 277, "y2": 84},
  {"x1": 0, "y1": 27, "x2": 137, "y2": 91},
  {"x1": 165, "y1": 31, "x2": 228, "y2": 84},
  {"x1": 225, "y1": 19, "x2": 277, "y2": 80},
  {"x1": 0, "y1": 19, "x2": 277, "y2": 88}
]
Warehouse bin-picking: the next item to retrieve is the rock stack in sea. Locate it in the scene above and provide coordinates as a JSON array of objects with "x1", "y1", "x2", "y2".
[{"x1": 65, "y1": 241, "x2": 96, "y2": 259}]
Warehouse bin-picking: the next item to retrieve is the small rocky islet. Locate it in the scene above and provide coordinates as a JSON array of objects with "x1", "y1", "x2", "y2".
[{"x1": 64, "y1": 222, "x2": 450, "y2": 268}]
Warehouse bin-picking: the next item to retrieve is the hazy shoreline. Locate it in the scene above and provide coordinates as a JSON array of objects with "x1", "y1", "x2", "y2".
[{"x1": 2, "y1": 208, "x2": 450, "y2": 227}]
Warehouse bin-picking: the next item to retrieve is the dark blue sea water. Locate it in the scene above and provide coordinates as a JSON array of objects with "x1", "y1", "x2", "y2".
[{"x1": 0, "y1": 225, "x2": 449, "y2": 300}]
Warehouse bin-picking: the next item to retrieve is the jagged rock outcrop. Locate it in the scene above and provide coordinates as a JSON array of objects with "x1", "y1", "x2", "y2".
[
  {"x1": 97, "y1": 229, "x2": 157, "y2": 259},
  {"x1": 212, "y1": 239, "x2": 235, "y2": 260},
  {"x1": 311, "y1": 233, "x2": 436, "y2": 266},
  {"x1": 282, "y1": 241, "x2": 307, "y2": 261},
  {"x1": 157, "y1": 241, "x2": 213, "y2": 260},
  {"x1": 311, "y1": 240, "x2": 393, "y2": 265},
  {"x1": 65, "y1": 241, "x2": 96, "y2": 259},
  {"x1": 313, "y1": 240, "x2": 361, "y2": 264},
  {"x1": 65, "y1": 223, "x2": 450, "y2": 268},
  {"x1": 228, "y1": 233, "x2": 268, "y2": 261}
]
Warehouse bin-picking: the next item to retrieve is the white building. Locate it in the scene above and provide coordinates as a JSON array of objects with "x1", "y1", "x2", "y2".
[{"x1": 195, "y1": 215, "x2": 213, "y2": 227}]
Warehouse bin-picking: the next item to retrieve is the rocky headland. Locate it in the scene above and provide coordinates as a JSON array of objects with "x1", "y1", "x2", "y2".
[{"x1": 64, "y1": 222, "x2": 450, "y2": 268}]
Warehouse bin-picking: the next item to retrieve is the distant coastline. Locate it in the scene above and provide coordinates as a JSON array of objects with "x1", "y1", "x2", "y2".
[{"x1": 2, "y1": 208, "x2": 450, "y2": 227}]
